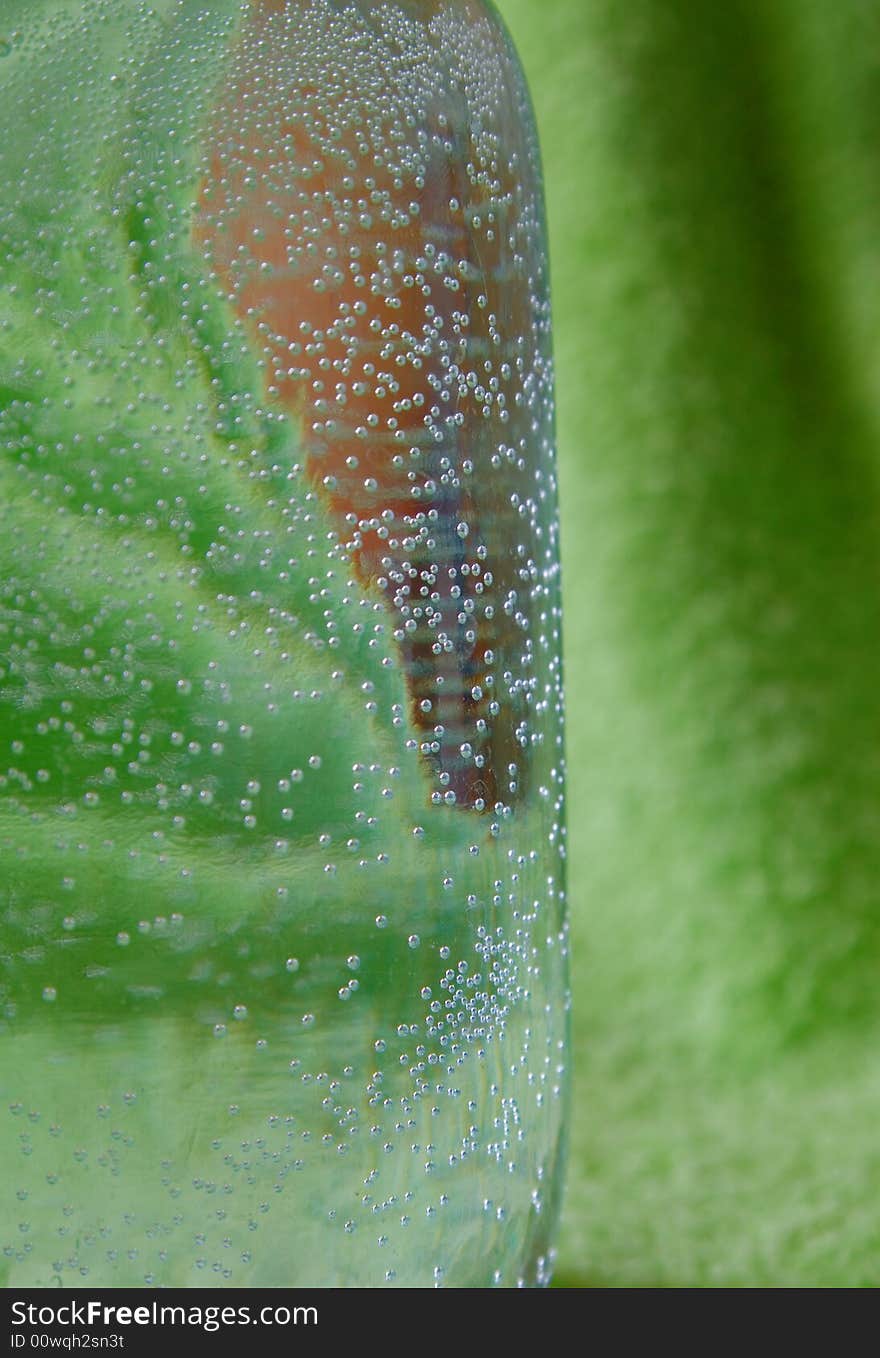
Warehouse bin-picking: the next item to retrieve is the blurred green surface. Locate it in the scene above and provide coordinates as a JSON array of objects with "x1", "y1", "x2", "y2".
[{"x1": 496, "y1": 0, "x2": 880, "y2": 1287}]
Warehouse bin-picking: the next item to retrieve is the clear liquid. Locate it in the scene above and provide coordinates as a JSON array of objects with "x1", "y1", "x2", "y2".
[{"x1": 0, "y1": 0, "x2": 567, "y2": 1287}]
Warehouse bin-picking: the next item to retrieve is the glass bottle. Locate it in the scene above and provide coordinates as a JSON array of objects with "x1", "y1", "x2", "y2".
[{"x1": 0, "y1": 0, "x2": 567, "y2": 1288}]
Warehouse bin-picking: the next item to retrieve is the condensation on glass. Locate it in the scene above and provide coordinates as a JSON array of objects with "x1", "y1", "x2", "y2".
[{"x1": 0, "y1": 0, "x2": 567, "y2": 1287}]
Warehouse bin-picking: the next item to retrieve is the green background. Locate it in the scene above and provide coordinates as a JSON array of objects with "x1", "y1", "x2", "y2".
[{"x1": 496, "y1": 0, "x2": 880, "y2": 1287}]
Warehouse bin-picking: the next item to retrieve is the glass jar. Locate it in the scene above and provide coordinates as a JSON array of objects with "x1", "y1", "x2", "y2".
[{"x1": 0, "y1": 0, "x2": 567, "y2": 1288}]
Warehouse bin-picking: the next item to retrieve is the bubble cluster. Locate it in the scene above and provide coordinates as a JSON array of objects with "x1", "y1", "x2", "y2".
[
  {"x1": 0, "y1": 0, "x2": 566, "y2": 1289},
  {"x1": 197, "y1": 0, "x2": 557, "y2": 813}
]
